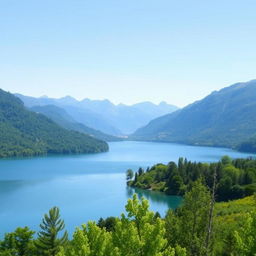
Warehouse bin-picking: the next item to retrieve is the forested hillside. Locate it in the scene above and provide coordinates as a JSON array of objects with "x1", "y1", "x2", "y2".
[
  {"x1": 132, "y1": 80, "x2": 256, "y2": 150},
  {"x1": 128, "y1": 156, "x2": 256, "y2": 201},
  {"x1": 0, "y1": 89, "x2": 108, "y2": 157}
]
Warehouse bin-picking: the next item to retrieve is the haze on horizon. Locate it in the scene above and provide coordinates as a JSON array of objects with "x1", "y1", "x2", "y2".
[{"x1": 1, "y1": 0, "x2": 255, "y2": 107}]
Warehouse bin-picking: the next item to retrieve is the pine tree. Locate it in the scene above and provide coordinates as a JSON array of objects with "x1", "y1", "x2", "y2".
[
  {"x1": 126, "y1": 169, "x2": 134, "y2": 181},
  {"x1": 138, "y1": 167, "x2": 144, "y2": 176},
  {"x1": 134, "y1": 172, "x2": 138, "y2": 183},
  {"x1": 36, "y1": 207, "x2": 68, "y2": 256}
]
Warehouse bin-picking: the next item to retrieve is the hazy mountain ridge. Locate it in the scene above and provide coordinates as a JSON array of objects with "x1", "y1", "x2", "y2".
[
  {"x1": 0, "y1": 89, "x2": 108, "y2": 157},
  {"x1": 16, "y1": 94, "x2": 122, "y2": 136},
  {"x1": 15, "y1": 94, "x2": 178, "y2": 135},
  {"x1": 132, "y1": 80, "x2": 256, "y2": 150},
  {"x1": 30, "y1": 105, "x2": 121, "y2": 142}
]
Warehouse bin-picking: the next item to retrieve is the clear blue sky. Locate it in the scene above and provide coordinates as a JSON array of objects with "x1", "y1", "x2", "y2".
[{"x1": 0, "y1": 0, "x2": 255, "y2": 107}]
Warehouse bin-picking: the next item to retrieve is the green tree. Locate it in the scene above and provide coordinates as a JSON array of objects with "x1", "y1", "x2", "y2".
[
  {"x1": 0, "y1": 227, "x2": 35, "y2": 256},
  {"x1": 138, "y1": 168, "x2": 144, "y2": 176},
  {"x1": 113, "y1": 194, "x2": 186, "y2": 256},
  {"x1": 59, "y1": 222, "x2": 119, "y2": 256},
  {"x1": 217, "y1": 176, "x2": 232, "y2": 201},
  {"x1": 166, "y1": 175, "x2": 184, "y2": 195},
  {"x1": 36, "y1": 207, "x2": 68, "y2": 256},
  {"x1": 126, "y1": 169, "x2": 134, "y2": 181},
  {"x1": 97, "y1": 217, "x2": 117, "y2": 232},
  {"x1": 134, "y1": 172, "x2": 138, "y2": 183},
  {"x1": 233, "y1": 210, "x2": 256, "y2": 256},
  {"x1": 223, "y1": 164, "x2": 240, "y2": 184},
  {"x1": 221, "y1": 155, "x2": 232, "y2": 165},
  {"x1": 166, "y1": 180, "x2": 211, "y2": 256}
]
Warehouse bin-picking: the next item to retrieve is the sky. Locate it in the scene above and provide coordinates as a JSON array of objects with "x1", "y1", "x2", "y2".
[{"x1": 0, "y1": 0, "x2": 255, "y2": 107}]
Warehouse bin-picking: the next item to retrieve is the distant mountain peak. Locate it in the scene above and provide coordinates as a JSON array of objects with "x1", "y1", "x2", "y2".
[
  {"x1": 81, "y1": 98, "x2": 113, "y2": 104},
  {"x1": 15, "y1": 93, "x2": 178, "y2": 135},
  {"x1": 58, "y1": 96, "x2": 78, "y2": 104},
  {"x1": 61, "y1": 95, "x2": 77, "y2": 100},
  {"x1": 159, "y1": 101, "x2": 168, "y2": 106}
]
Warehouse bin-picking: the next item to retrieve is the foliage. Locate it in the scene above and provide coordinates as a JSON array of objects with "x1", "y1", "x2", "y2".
[
  {"x1": 0, "y1": 89, "x2": 108, "y2": 158},
  {"x1": 165, "y1": 180, "x2": 211, "y2": 256},
  {"x1": 126, "y1": 169, "x2": 134, "y2": 181},
  {"x1": 97, "y1": 217, "x2": 117, "y2": 232},
  {"x1": 59, "y1": 222, "x2": 116, "y2": 256},
  {"x1": 213, "y1": 195, "x2": 256, "y2": 255},
  {"x1": 36, "y1": 207, "x2": 68, "y2": 256},
  {"x1": 0, "y1": 227, "x2": 35, "y2": 256},
  {"x1": 113, "y1": 194, "x2": 178, "y2": 256},
  {"x1": 129, "y1": 157, "x2": 256, "y2": 202},
  {"x1": 233, "y1": 210, "x2": 256, "y2": 255}
]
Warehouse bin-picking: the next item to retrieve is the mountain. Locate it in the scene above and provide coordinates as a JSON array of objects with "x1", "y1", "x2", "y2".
[
  {"x1": 112, "y1": 101, "x2": 178, "y2": 134},
  {"x1": 30, "y1": 105, "x2": 121, "y2": 141},
  {"x1": 15, "y1": 94, "x2": 122, "y2": 136},
  {"x1": 77, "y1": 99, "x2": 178, "y2": 134},
  {"x1": 0, "y1": 89, "x2": 108, "y2": 158},
  {"x1": 132, "y1": 80, "x2": 256, "y2": 149},
  {"x1": 15, "y1": 94, "x2": 178, "y2": 135}
]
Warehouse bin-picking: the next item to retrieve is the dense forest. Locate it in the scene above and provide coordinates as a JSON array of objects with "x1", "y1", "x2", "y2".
[
  {"x1": 0, "y1": 181, "x2": 255, "y2": 256},
  {"x1": 0, "y1": 89, "x2": 109, "y2": 158},
  {"x1": 128, "y1": 157, "x2": 256, "y2": 202}
]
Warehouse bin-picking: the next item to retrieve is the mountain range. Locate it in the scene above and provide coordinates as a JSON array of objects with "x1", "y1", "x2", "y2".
[
  {"x1": 2, "y1": 79, "x2": 256, "y2": 156},
  {"x1": 0, "y1": 89, "x2": 108, "y2": 157},
  {"x1": 30, "y1": 105, "x2": 119, "y2": 142},
  {"x1": 15, "y1": 94, "x2": 178, "y2": 136},
  {"x1": 132, "y1": 80, "x2": 256, "y2": 150}
]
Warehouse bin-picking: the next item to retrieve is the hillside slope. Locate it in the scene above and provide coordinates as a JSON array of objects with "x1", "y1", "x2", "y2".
[
  {"x1": 16, "y1": 94, "x2": 122, "y2": 136},
  {"x1": 132, "y1": 80, "x2": 256, "y2": 148},
  {"x1": 0, "y1": 89, "x2": 108, "y2": 157},
  {"x1": 30, "y1": 105, "x2": 121, "y2": 141},
  {"x1": 15, "y1": 94, "x2": 178, "y2": 135}
]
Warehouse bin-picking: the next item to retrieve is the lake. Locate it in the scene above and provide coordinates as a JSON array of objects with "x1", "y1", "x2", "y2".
[{"x1": 0, "y1": 141, "x2": 255, "y2": 237}]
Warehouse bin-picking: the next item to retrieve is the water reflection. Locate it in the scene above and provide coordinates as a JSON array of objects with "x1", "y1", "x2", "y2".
[{"x1": 126, "y1": 186, "x2": 182, "y2": 210}]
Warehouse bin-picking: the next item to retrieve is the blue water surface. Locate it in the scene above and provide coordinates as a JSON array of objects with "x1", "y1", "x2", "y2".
[{"x1": 0, "y1": 141, "x2": 254, "y2": 237}]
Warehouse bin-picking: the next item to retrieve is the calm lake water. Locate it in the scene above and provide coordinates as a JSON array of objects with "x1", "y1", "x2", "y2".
[{"x1": 0, "y1": 141, "x2": 255, "y2": 237}]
